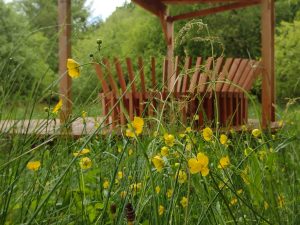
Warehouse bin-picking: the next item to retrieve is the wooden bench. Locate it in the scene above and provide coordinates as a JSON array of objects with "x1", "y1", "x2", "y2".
[{"x1": 94, "y1": 56, "x2": 261, "y2": 129}]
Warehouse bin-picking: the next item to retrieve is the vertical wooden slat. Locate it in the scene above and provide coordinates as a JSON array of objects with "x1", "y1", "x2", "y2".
[
  {"x1": 94, "y1": 63, "x2": 110, "y2": 93},
  {"x1": 188, "y1": 57, "x2": 202, "y2": 93},
  {"x1": 197, "y1": 57, "x2": 213, "y2": 93},
  {"x1": 151, "y1": 57, "x2": 156, "y2": 89},
  {"x1": 181, "y1": 57, "x2": 192, "y2": 93},
  {"x1": 261, "y1": 0, "x2": 275, "y2": 127},
  {"x1": 103, "y1": 59, "x2": 119, "y2": 94},
  {"x1": 173, "y1": 56, "x2": 180, "y2": 94},
  {"x1": 167, "y1": 20, "x2": 174, "y2": 91},
  {"x1": 138, "y1": 57, "x2": 146, "y2": 93},
  {"x1": 126, "y1": 58, "x2": 138, "y2": 115},
  {"x1": 114, "y1": 58, "x2": 127, "y2": 93},
  {"x1": 163, "y1": 58, "x2": 169, "y2": 92},
  {"x1": 226, "y1": 59, "x2": 248, "y2": 93},
  {"x1": 58, "y1": 0, "x2": 72, "y2": 126}
]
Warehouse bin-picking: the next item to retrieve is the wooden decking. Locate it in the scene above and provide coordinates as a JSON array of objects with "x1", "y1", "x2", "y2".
[{"x1": 0, "y1": 117, "x2": 281, "y2": 137}]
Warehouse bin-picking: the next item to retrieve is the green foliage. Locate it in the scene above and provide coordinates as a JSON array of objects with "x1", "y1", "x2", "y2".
[
  {"x1": 275, "y1": 19, "x2": 300, "y2": 102},
  {"x1": 0, "y1": 0, "x2": 55, "y2": 100}
]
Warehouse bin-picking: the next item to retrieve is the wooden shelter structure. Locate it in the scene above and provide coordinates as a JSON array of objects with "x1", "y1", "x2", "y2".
[{"x1": 58, "y1": 0, "x2": 275, "y2": 130}]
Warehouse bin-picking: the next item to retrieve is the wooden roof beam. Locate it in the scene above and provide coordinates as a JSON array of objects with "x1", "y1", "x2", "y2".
[
  {"x1": 132, "y1": 0, "x2": 167, "y2": 17},
  {"x1": 168, "y1": 1, "x2": 260, "y2": 22},
  {"x1": 162, "y1": 0, "x2": 257, "y2": 4}
]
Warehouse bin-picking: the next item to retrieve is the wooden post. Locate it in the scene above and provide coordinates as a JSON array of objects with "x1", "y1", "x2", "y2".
[
  {"x1": 261, "y1": 0, "x2": 275, "y2": 127},
  {"x1": 58, "y1": 0, "x2": 72, "y2": 127},
  {"x1": 166, "y1": 20, "x2": 174, "y2": 90}
]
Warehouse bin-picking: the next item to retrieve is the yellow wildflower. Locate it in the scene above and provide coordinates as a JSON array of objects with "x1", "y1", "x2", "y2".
[
  {"x1": 81, "y1": 111, "x2": 87, "y2": 119},
  {"x1": 230, "y1": 198, "x2": 238, "y2": 206},
  {"x1": 117, "y1": 171, "x2": 123, "y2": 180},
  {"x1": 220, "y1": 134, "x2": 228, "y2": 145},
  {"x1": 103, "y1": 180, "x2": 110, "y2": 189},
  {"x1": 241, "y1": 125, "x2": 248, "y2": 131},
  {"x1": 120, "y1": 191, "x2": 127, "y2": 199},
  {"x1": 180, "y1": 197, "x2": 188, "y2": 208},
  {"x1": 125, "y1": 117, "x2": 144, "y2": 138},
  {"x1": 188, "y1": 152, "x2": 209, "y2": 176},
  {"x1": 194, "y1": 115, "x2": 199, "y2": 120},
  {"x1": 52, "y1": 99, "x2": 63, "y2": 114},
  {"x1": 128, "y1": 149, "x2": 133, "y2": 156},
  {"x1": 179, "y1": 133, "x2": 186, "y2": 138},
  {"x1": 185, "y1": 127, "x2": 192, "y2": 133},
  {"x1": 161, "y1": 146, "x2": 169, "y2": 157},
  {"x1": 186, "y1": 143, "x2": 192, "y2": 151},
  {"x1": 278, "y1": 195, "x2": 285, "y2": 208},
  {"x1": 67, "y1": 58, "x2": 80, "y2": 78},
  {"x1": 152, "y1": 155, "x2": 164, "y2": 172},
  {"x1": 164, "y1": 133, "x2": 175, "y2": 147},
  {"x1": 174, "y1": 163, "x2": 180, "y2": 167},
  {"x1": 264, "y1": 201, "x2": 269, "y2": 210},
  {"x1": 155, "y1": 186, "x2": 161, "y2": 194},
  {"x1": 130, "y1": 182, "x2": 142, "y2": 193},
  {"x1": 218, "y1": 156, "x2": 230, "y2": 169},
  {"x1": 73, "y1": 148, "x2": 90, "y2": 157},
  {"x1": 166, "y1": 189, "x2": 173, "y2": 198},
  {"x1": 79, "y1": 157, "x2": 92, "y2": 170},
  {"x1": 176, "y1": 170, "x2": 187, "y2": 184},
  {"x1": 202, "y1": 127, "x2": 213, "y2": 141},
  {"x1": 237, "y1": 189, "x2": 243, "y2": 195},
  {"x1": 26, "y1": 161, "x2": 41, "y2": 171},
  {"x1": 159, "y1": 205, "x2": 165, "y2": 216},
  {"x1": 252, "y1": 129, "x2": 261, "y2": 138}
]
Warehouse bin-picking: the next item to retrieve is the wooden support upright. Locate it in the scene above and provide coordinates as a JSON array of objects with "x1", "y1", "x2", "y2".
[
  {"x1": 261, "y1": 0, "x2": 275, "y2": 127},
  {"x1": 58, "y1": 0, "x2": 72, "y2": 127},
  {"x1": 166, "y1": 20, "x2": 174, "y2": 90}
]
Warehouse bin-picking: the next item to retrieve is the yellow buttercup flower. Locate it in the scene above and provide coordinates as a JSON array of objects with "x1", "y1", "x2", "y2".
[
  {"x1": 82, "y1": 111, "x2": 87, "y2": 119},
  {"x1": 188, "y1": 152, "x2": 209, "y2": 176},
  {"x1": 117, "y1": 171, "x2": 123, "y2": 180},
  {"x1": 79, "y1": 157, "x2": 92, "y2": 170},
  {"x1": 176, "y1": 170, "x2": 187, "y2": 184},
  {"x1": 186, "y1": 143, "x2": 192, "y2": 151},
  {"x1": 278, "y1": 195, "x2": 285, "y2": 208},
  {"x1": 164, "y1": 133, "x2": 175, "y2": 147},
  {"x1": 180, "y1": 197, "x2": 188, "y2": 208},
  {"x1": 125, "y1": 117, "x2": 144, "y2": 138},
  {"x1": 220, "y1": 134, "x2": 228, "y2": 145},
  {"x1": 202, "y1": 127, "x2": 213, "y2": 141},
  {"x1": 252, "y1": 129, "x2": 261, "y2": 138},
  {"x1": 166, "y1": 189, "x2": 173, "y2": 198},
  {"x1": 67, "y1": 58, "x2": 80, "y2": 78},
  {"x1": 185, "y1": 127, "x2": 192, "y2": 133},
  {"x1": 103, "y1": 180, "x2": 110, "y2": 189},
  {"x1": 130, "y1": 182, "x2": 142, "y2": 193},
  {"x1": 27, "y1": 161, "x2": 41, "y2": 171},
  {"x1": 241, "y1": 125, "x2": 248, "y2": 131},
  {"x1": 218, "y1": 156, "x2": 230, "y2": 169},
  {"x1": 155, "y1": 186, "x2": 161, "y2": 194},
  {"x1": 73, "y1": 148, "x2": 90, "y2": 157},
  {"x1": 161, "y1": 146, "x2": 169, "y2": 157},
  {"x1": 128, "y1": 149, "x2": 133, "y2": 156},
  {"x1": 120, "y1": 191, "x2": 127, "y2": 199},
  {"x1": 237, "y1": 189, "x2": 243, "y2": 195},
  {"x1": 159, "y1": 205, "x2": 165, "y2": 216},
  {"x1": 52, "y1": 99, "x2": 63, "y2": 114},
  {"x1": 152, "y1": 155, "x2": 164, "y2": 172},
  {"x1": 230, "y1": 198, "x2": 238, "y2": 206}
]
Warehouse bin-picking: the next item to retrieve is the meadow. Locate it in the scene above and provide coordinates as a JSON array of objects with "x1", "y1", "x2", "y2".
[{"x1": 0, "y1": 91, "x2": 299, "y2": 224}]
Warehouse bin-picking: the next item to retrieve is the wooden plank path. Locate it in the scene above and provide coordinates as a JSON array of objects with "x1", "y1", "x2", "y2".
[{"x1": 0, "y1": 117, "x2": 281, "y2": 137}]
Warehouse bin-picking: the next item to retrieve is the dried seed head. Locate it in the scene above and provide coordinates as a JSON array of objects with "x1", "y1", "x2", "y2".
[
  {"x1": 125, "y1": 203, "x2": 135, "y2": 223},
  {"x1": 110, "y1": 203, "x2": 117, "y2": 215}
]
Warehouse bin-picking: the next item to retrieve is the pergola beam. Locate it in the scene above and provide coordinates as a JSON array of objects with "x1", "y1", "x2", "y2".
[
  {"x1": 131, "y1": 0, "x2": 167, "y2": 17},
  {"x1": 169, "y1": 1, "x2": 260, "y2": 22},
  {"x1": 162, "y1": 0, "x2": 259, "y2": 4},
  {"x1": 58, "y1": 0, "x2": 72, "y2": 128}
]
